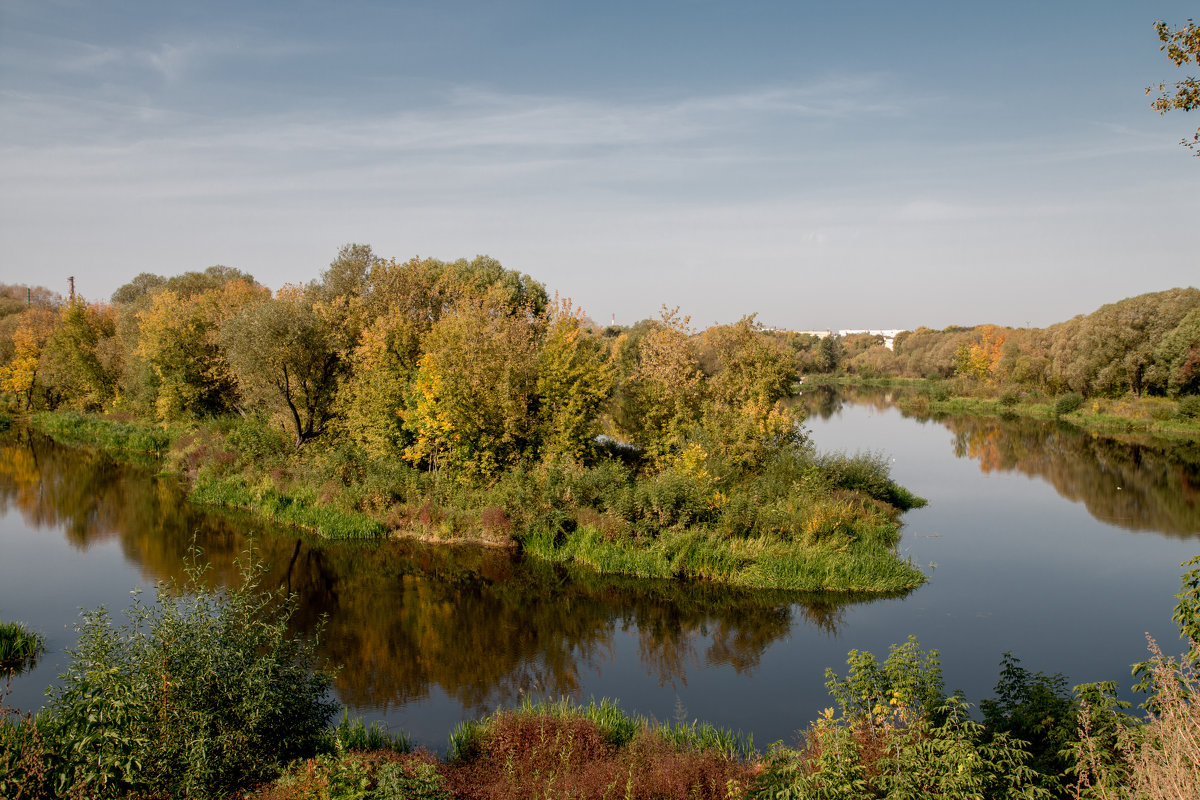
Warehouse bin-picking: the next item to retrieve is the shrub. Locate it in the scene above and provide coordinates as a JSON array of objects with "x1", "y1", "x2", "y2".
[
  {"x1": 42, "y1": 553, "x2": 337, "y2": 798},
  {"x1": 254, "y1": 751, "x2": 451, "y2": 800},
  {"x1": 753, "y1": 697, "x2": 1045, "y2": 800},
  {"x1": 824, "y1": 635, "x2": 946, "y2": 721},
  {"x1": 999, "y1": 391, "x2": 1021, "y2": 407},
  {"x1": 1178, "y1": 395, "x2": 1200, "y2": 419},
  {"x1": 1053, "y1": 393, "x2": 1084, "y2": 416},
  {"x1": 814, "y1": 450, "x2": 925, "y2": 510},
  {"x1": 445, "y1": 699, "x2": 752, "y2": 800},
  {"x1": 980, "y1": 654, "x2": 1076, "y2": 789}
]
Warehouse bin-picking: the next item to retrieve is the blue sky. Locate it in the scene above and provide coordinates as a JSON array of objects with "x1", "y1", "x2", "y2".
[{"x1": 1, "y1": 1, "x2": 1197, "y2": 330}]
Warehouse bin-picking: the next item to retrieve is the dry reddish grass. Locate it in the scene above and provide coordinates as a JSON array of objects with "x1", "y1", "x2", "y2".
[
  {"x1": 1074, "y1": 638, "x2": 1200, "y2": 800},
  {"x1": 443, "y1": 712, "x2": 752, "y2": 800}
]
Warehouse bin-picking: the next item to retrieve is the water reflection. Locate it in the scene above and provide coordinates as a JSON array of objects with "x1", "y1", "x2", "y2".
[
  {"x1": 797, "y1": 385, "x2": 1200, "y2": 537},
  {"x1": 0, "y1": 430, "x2": 883, "y2": 716}
]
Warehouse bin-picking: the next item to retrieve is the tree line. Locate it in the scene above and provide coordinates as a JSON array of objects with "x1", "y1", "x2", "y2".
[
  {"x1": 806, "y1": 287, "x2": 1200, "y2": 399},
  {"x1": 0, "y1": 245, "x2": 801, "y2": 481}
]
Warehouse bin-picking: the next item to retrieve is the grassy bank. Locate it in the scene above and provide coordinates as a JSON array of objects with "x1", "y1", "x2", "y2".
[
  {"x1": 806, "y1": 375, "x2": 1200, "y2": 437},
  {"x1": 22, "y1": 410, "x2": 926, "y2": 594}
]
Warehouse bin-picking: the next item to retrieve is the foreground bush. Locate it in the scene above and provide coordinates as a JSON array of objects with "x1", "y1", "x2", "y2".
[{"x1": 2, "y1": 553, "x2": 337, "y2": 799}]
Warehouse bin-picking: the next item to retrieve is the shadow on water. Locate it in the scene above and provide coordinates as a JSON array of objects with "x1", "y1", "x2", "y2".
[
  {"x1": 797, "y1": 384, "x2": 1200, "y2": 538},
  {"x1": 0, "y1": 429, "x2": 899, "y2": 717}
]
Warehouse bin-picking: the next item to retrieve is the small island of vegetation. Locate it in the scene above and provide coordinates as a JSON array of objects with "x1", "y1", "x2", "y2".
[{"x1": 0, "y1": 246, "x2": 924, "y2": 594}]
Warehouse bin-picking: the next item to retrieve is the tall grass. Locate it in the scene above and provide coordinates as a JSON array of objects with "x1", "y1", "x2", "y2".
[
  {"x1": 191, "y1": 474, "x2": 384, "y2": 539},
  {"x1": 331, "y1": 711, "x2": 412, "y2": 754},
  {"x1": 29, "y1": 411, "x2": 172, "y2": 455},
  {"x1": 1074, "y1": 637, "x2": 1200, "y2": 800},
  {"x1": 0, "y1": 621, "x2": 43, "y2": 674}
]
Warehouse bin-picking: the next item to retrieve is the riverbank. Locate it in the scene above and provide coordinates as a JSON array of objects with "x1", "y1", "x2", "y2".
[
  {"x1": 19, "y1": 410, "x2": 927, "y2": 594},
  {"x1": 801, "y1": 375, "x2": 1200, "y2": 438}
]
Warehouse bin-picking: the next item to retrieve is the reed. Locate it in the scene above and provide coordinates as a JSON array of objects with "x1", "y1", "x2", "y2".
[{"x1": 0, "y1": 621, "x2": 43, "y2": 674}]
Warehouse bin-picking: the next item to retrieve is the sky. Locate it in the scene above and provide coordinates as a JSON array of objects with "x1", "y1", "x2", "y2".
[{"x1": 1, "y1": 0, "x2": 1197, "y2": 331}]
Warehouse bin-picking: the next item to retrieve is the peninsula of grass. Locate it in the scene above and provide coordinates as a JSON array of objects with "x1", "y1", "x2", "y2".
[
  {"x1": 21, "y1": 410, "x2": 927, "y2": 594},
  {"x1": 803, "y1": 375, "x2": 1200, "y2": 437},
  {"x1": 896, "y1": 387, "x2": 1200, "y2": 437},
  {"x1": 0, "y1": 620, "x2": 44, "y2": 674}
]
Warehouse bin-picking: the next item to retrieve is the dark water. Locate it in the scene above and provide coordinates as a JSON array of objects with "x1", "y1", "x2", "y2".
[{"x1": 2, "y1": 392, "x2": 1198, "y2": 750}]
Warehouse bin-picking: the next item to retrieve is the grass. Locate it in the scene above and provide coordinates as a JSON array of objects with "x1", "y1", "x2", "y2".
[
  {"x1": 523, "y1": 525, "x2": 925, "y2": 593},
  {"x1": 29, "y1": 410, "x2": 173, "y2": 455},
  {"x1": 0, "y1": 621, "x2": 43, "y2": 674},
  {"x1": 190, "y1": 474, "x2": 385, "y2": 539},
  {"x1": 331, "y1": 711, "x2": 413, "y2": 754},
  {"x1": 884, "y1": 383, "x2": 1200, "y2": 437}
]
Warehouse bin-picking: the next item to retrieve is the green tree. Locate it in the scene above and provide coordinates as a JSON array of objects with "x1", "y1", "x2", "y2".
[
  {"x1": 221, "y1": 287, "x2": 341, "y2": 445},
  {"x1": 814, "y1": 334, "x2": 843, "y2": 373},
  {"x1": 1152, "y1": 307, "x2": 1200, "y2": 395},
  {"x1": 38, "y1": 299, "x2": 117, "y2": 411},
  {"x1": 1149, "y1": 18, "x2": 1200, "y2": 155}
]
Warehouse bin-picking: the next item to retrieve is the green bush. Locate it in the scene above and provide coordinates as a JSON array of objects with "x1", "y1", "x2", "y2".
[
  {"x1": 1178, "y1": 394, "x2": 1200, "y2": 419},
  {"x1": 824, "y1": 635, "x2": 946, "y2": 721},
  {"x1": 980, "y1": 654, "x2": 1077, "y2": 789},
  {"x1": 814, "y1": 450, "x2": 925, "y2": 510},
  {"x1": 999, "y1": 391, "x2": 1021, "y2": 407},
  {"x1": 1053, "y1": 393, "x2": 1084, "y2": 416},
  {"x1": 42, "y1": 554, "x2": 337, "y2": 798}
]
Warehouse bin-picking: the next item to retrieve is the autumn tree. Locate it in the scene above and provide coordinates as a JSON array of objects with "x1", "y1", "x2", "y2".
[
  {"x1": 695, "y1": 316, "x2": 803, "y2": 471},
  {"x1": 135, "y1": 279, "x2": 266, "y2": 419},
  {"x1": 38, "y1": 298, "x2": 118, "y2": 410},
  {"x1": 221, "y1": 287, "x2": 341, "y2": 446},
  {"x1": 1149, "y1": 18, "x2": 1200, "y2": 154},
  {"x1": 612, "y1": 308, "x2": 704, "y2": 463},
  {"x1": 954, "y1": 325, "x2": 1007, "y2": 382},
  {"x1": 536, "y1": 300, "x2": 613, "y2": 461},
  {"x1": 402, "y1": 295, "x2": 542, "y2": 478},
  {"x1": 0, "y1": 305, "x2": 60, "y2": 409}
]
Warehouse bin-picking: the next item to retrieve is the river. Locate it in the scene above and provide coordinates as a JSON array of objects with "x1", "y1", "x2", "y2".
[{"x1": 2, "y1": 388, "x2": 1197, "y2": 749}]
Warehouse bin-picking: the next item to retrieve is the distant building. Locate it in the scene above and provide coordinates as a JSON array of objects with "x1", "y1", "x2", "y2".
[{"x1": 837, "y1": 329, "x2": 905, "y2": 349}]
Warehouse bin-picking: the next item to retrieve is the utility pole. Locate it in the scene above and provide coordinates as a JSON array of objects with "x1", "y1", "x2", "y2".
[{"x1": 68, "y1": 276, "x2": 75, "y2": 302}]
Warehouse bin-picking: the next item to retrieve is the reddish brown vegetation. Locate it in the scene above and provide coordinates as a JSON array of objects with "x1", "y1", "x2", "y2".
[{"x1": 442, "y1": 712, "x2": 751, "y2": 800}]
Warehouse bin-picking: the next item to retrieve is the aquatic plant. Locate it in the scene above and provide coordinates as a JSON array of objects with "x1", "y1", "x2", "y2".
[{"x1": 0, "y1": 620, "x2": 43, "y2": 675}]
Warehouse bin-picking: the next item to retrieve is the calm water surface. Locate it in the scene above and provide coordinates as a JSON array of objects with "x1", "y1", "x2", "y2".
[{"x1": 2, "y1": 390, "x2": 1198, "y2": 750}]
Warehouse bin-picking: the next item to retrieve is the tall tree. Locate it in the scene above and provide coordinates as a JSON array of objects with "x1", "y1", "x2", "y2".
[
  {"x1": 1149, "y1": 18, "x2": 1200, "y2": 155},
  {"x1": 135, "y1": 279, "x2": 266, "y2": 419},
  {"x1": 0, "y1": 306, "x2": 60, "y2": 409},
  {"x1": 614, "y1": 308, "x2": 703, "y2": 463},
  {"x1": 403, "y1": 297, "x2": 541, "y2": 477},
  {"x1": 222, "y1": 287, "x2": 341, "y2": 446},
  {"x1": 536, "y1": 300, "x2": 613, "y2": 462}
]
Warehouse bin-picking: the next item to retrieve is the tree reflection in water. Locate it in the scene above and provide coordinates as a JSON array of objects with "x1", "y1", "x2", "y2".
[{"x1": 0, "y1": 430, "x2": 895, "y2": 717}]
